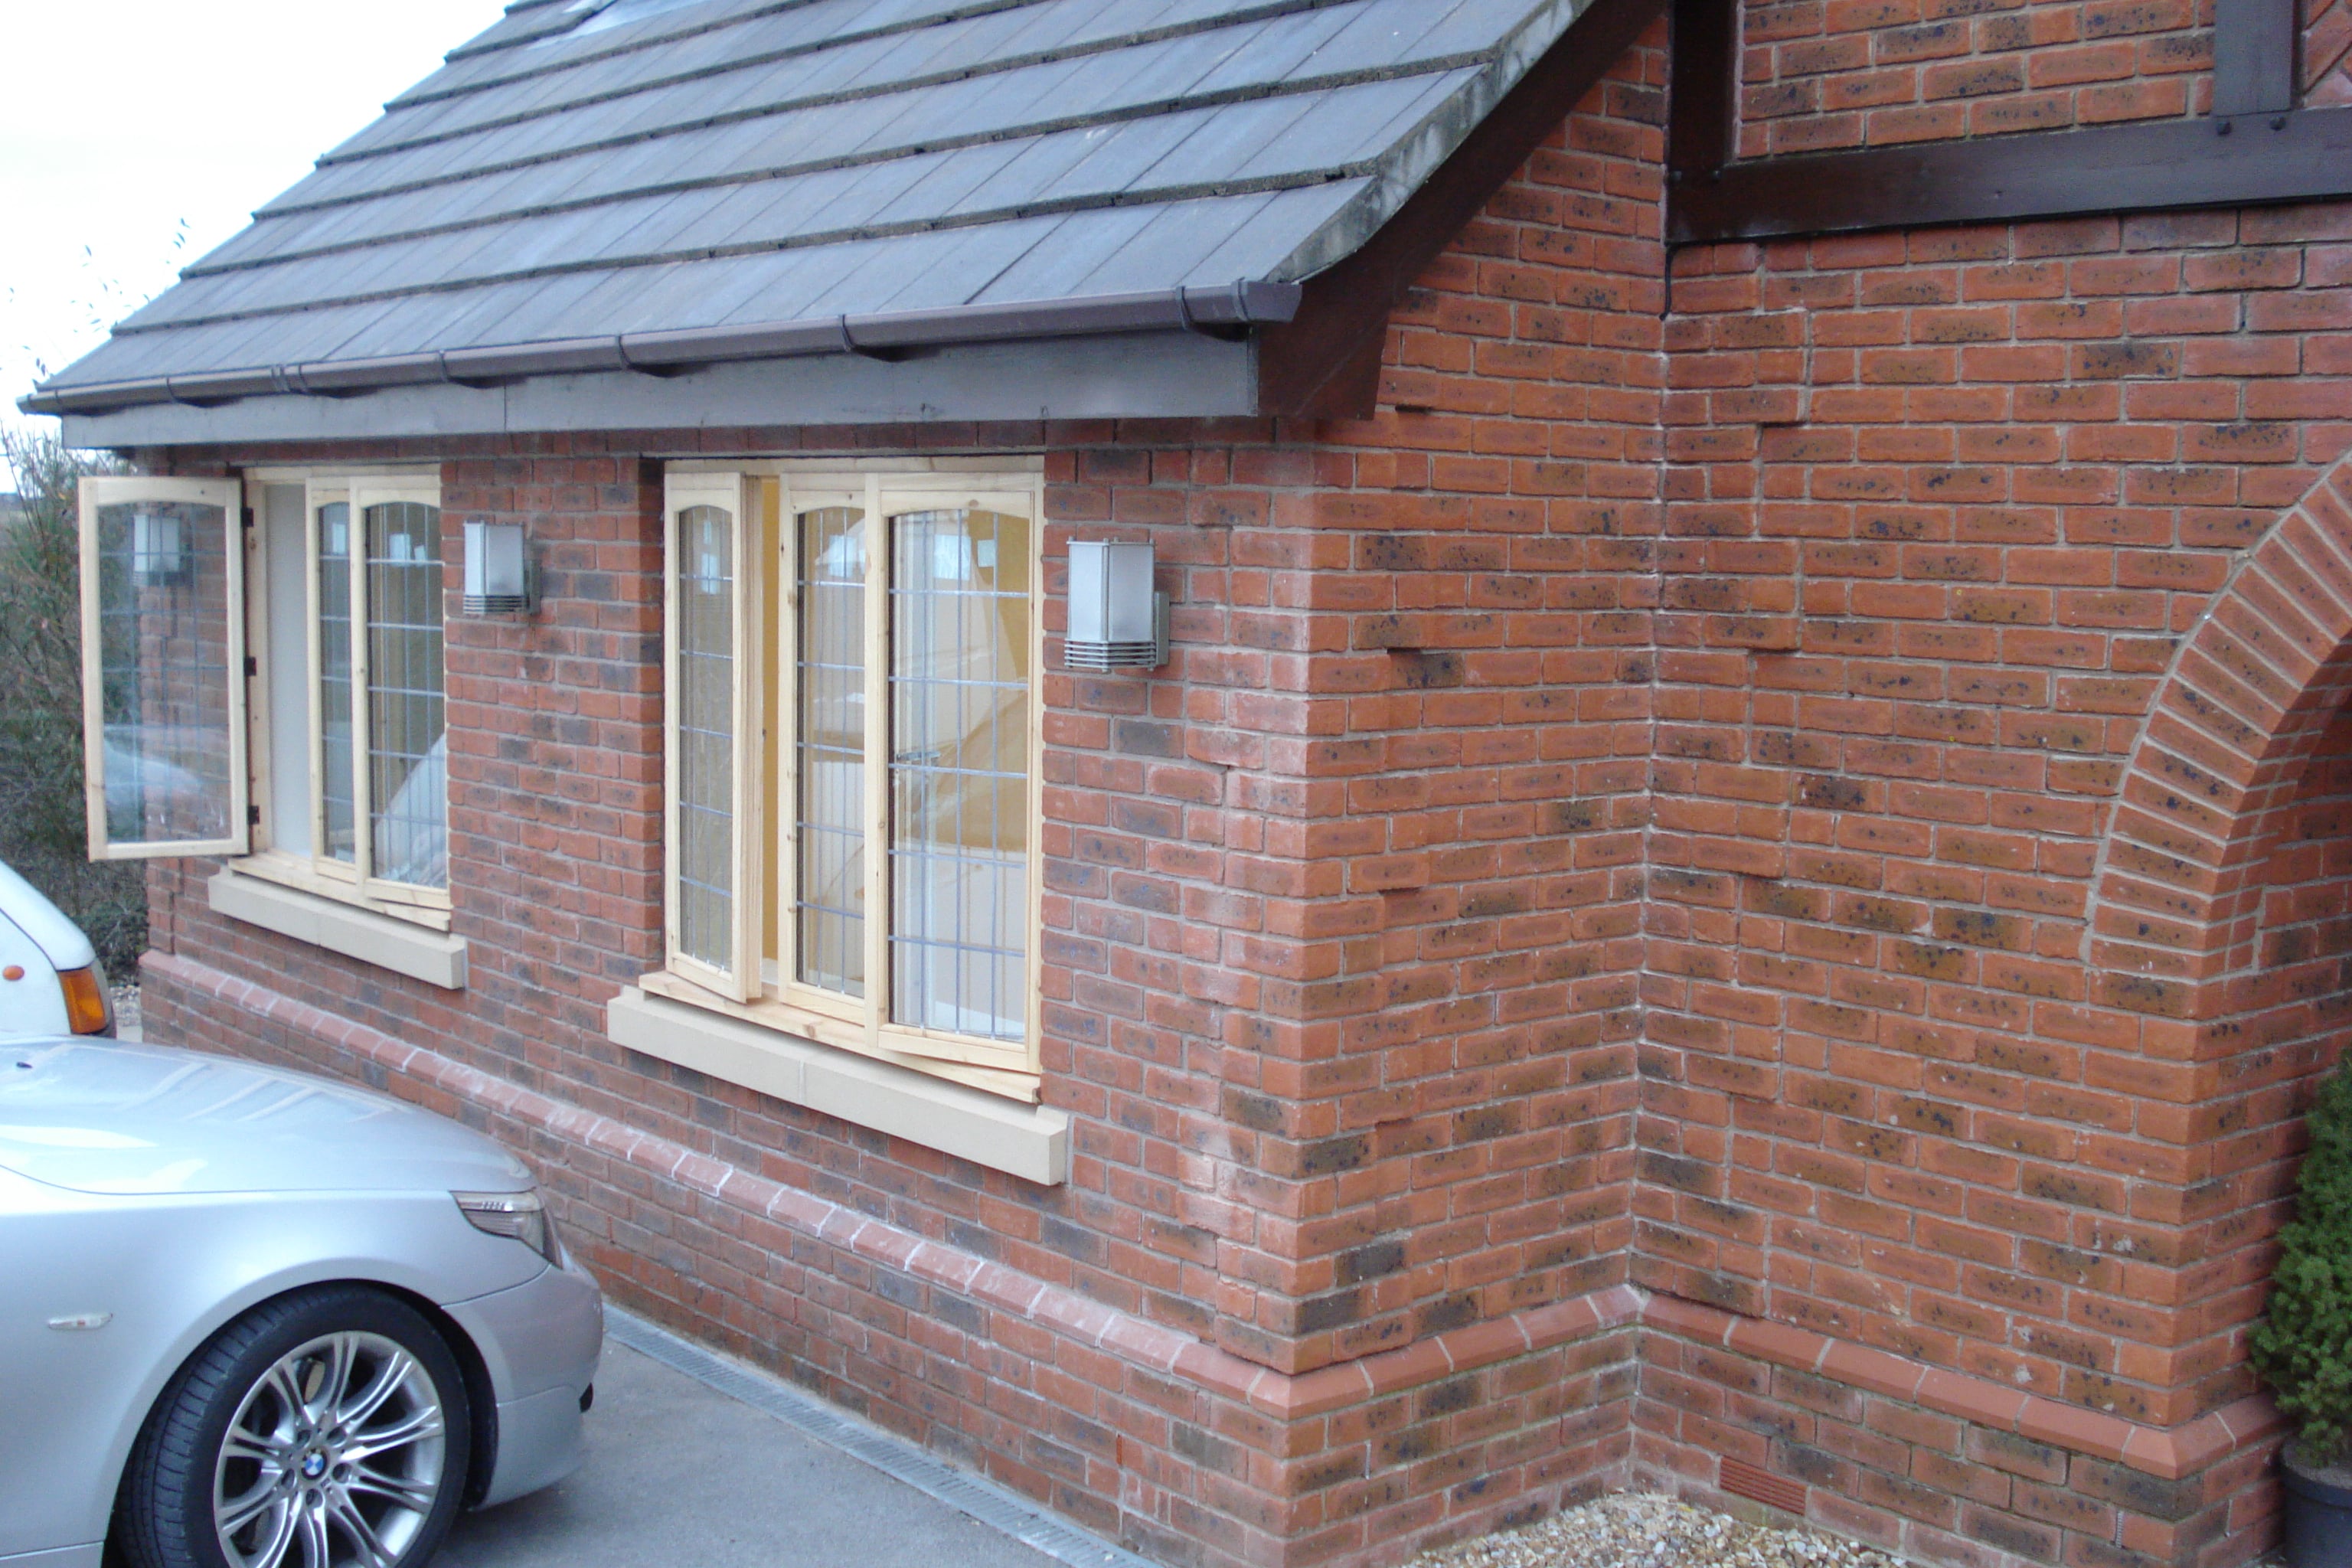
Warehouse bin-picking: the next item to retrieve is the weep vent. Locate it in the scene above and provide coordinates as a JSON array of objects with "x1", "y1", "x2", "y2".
[{"x1": 1717, "y1": 1459, "x2": 1808, "y2": 1517}]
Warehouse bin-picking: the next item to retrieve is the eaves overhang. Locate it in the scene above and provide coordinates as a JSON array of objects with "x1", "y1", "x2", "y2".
[
  {"x1": 47, "y1": 321, "x2": 1275, "y2": 450},
  {"x1": 21, "y1": 282, "x2": 1298, "y2": 424}
]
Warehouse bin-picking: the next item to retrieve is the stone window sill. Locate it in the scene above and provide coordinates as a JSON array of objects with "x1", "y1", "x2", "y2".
[
  {"x1": 207, "y1": 870, "x2": 468, "y2": 990},
  {"x1": 605, "y1": 986, "x2": 1069, "y2": 1186}
]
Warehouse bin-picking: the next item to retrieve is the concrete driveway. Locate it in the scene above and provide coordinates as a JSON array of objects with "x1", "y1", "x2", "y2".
[{"x1": 437, "y1": 1311, "x2": 1144, "y2": 1568}]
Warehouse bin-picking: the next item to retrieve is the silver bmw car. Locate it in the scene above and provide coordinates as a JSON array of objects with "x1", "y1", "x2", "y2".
[{"x1": 0, "y1": 1036, "x2": 601, "y2": 1568}]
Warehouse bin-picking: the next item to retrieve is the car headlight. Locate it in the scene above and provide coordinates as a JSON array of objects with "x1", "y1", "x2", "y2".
[{"x1": 453, "y1": 1188, "x2": 562, "y2": 1265}]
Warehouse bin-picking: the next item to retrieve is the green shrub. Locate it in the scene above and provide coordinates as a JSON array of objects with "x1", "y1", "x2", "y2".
[
  {"x1": 2253, "y1": 1058, "x2": 2352, "y2": 1468},
  {"x1": 0, "y1": 429, "x2": 145, "y2": 975}
]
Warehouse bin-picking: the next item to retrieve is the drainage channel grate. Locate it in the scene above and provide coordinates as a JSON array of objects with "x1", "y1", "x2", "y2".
[{"x1": 606, "y1": 1307, "x2": 1158, "y2": 1568}]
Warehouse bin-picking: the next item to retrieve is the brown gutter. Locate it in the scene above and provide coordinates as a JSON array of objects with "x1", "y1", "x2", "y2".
[{"x1": 18, "y1": 282, "x2": 1302, "y2": 418}]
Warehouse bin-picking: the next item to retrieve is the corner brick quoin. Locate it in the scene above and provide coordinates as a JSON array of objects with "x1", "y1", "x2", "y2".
[{"x1": 148, "y1": 952, "x2": 2281, "y2": 1472}]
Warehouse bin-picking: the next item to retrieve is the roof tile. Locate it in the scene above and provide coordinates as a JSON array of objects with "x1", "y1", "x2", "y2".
[{"x1": 37, "y1": 0, "x2": 1591, "y2": 401}]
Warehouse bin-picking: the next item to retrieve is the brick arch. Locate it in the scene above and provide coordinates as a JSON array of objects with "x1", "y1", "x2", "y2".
[{"x1": 2089, "y1": 458, "x2": 2352, "y2": 1018}]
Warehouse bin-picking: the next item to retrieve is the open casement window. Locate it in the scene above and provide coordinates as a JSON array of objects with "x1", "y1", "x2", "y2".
[
  {"x1": 79, "y1": 477, "x2": 250, "y2": 859},
  {"x1": 663, "y1": 473, "x2": 765, "y2": 1001},
  {"x1": 651, "y1": 466, "x2": 1044, "y2": 1096},
  {"x1": 225, "y1": 472, "x2": 452, "y2": 924}
]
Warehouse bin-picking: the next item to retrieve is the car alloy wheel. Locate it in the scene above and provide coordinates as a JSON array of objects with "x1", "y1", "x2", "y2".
[
  {"x1": 214, "y1": 1331, "x2": 448, "y2": 1568},
  {"x1": 115, "y1": 1285, "x2": 472, "y2": 1568}
]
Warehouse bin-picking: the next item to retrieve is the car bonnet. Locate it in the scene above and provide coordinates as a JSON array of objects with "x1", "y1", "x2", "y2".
[
  {"x1": 0, "y1": 1038, "x2": 533, "y2": 1195},
  {"x1": 0, "y1": 861, "x2": 96, "y2": 971}
]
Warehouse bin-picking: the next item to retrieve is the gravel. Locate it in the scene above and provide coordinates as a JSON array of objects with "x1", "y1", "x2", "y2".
[
  {"x1": 1404, "y1": 1493, "x2": 1901, "y2": 1568},
  {"x1": 109, "y1": 982, "x2": 141, "y2": 1039}
]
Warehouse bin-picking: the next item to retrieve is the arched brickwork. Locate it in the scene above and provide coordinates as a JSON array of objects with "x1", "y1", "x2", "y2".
[
  {"x1": 2072, "y1": 456, "x2": 2352, "y2": 1449},
  {"x1": 2089, "y1": 456, "x2": 2352, "y2": 1019}
]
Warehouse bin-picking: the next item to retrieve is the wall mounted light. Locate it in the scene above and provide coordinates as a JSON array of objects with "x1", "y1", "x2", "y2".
[
  {"x1": 462, "y1": 519, "x2": 535, "y2": 615},
  {"x1": 1064, "y1": 541, "x2": 1168, "y2": 671}
]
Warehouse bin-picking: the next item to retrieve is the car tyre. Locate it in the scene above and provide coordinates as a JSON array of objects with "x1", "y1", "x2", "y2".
[{"x1": 115, "y1": 1285, "x2": 472, "y2": 1568}]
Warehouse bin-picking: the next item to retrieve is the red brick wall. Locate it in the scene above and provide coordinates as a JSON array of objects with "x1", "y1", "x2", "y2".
[
  {"x1": 1637, "y1": 1295, "x2": 2279, "y2": 1568},
  {"x1": 2311, "y1": 0, "x2": 2352, "y2": 103},
  {"x1": 1738, "y1": 0, "x2": 2213, "y2": 155},
  {"x1": 2256, "y1": 703, "x2": 2352, "y2": 1051},
  {"x1": 1642, "y1": 202, "x2": 2352, "y2": 1483},
  {"x1": 2223, "y1": 695, "x2": 2352, "y2": 1328}
]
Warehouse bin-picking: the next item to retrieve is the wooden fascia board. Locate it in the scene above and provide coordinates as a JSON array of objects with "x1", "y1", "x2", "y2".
[
  {"x1": 1671, "y1": 106, "x2": 2352, "y2": 245},
  {"x1": 1254, "y1": 0, "x2": 1670, "y2": 420},
  {"x1": 2212, "y1": 0, "x2": 2299, "y2": 115},
  {"x1": 1665, "y1": 0, "x2": 1736, "y2": 178}
]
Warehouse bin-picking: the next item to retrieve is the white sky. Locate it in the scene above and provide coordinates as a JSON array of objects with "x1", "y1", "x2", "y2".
[{"x1": 0, "y1": 0, "x2": 508, "y2": 443}]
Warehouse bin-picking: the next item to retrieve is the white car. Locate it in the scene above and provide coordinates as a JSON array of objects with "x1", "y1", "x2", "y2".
[
  {"x1": 0, "y1": 860, "x2": 114, "y2": 1038},
  {"x1": 0, "y1": 1037, "x2": 602, "y2": 1568}
]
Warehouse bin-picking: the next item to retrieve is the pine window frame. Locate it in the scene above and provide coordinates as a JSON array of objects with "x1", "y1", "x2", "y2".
[
  {"x1": 77, "y1": 475, "x2": 250, "y2": 861},
  {"x1": 650, "y1": 459, "x2": 1047, "y2": 1099}
]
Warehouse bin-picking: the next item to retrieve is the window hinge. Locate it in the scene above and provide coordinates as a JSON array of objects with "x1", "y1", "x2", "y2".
[
  {"x1": 243, "y1": 655, "x2": 258, "y2": 678},
  {"x1": 241, "y1": 507, "x2": 255, "y2": 530},
  {"x1": 247, "y1": 805, "x2": 261, "y2": 828}
]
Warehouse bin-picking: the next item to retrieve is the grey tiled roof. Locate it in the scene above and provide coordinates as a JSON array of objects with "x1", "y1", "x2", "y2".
[{"x1": 34, "y1": 0, "x2": 1586, "y2": 403}]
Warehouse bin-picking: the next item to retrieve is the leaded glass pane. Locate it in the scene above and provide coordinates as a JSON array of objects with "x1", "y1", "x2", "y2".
[
  {"x1": 796, "y1": 508, "x2": 864, "y2": 997},
  {"x1": 676, "y1": 504, "x2": 735, "y2": 970},
  {"x1": 364, "y1": 502, "x2": 446, "y2": 889},
  {"x1": 92, "y1": 500, "x2": 236, "y2": 845},
  {"x1": 887, "y1": 508, "x2": 1028, "y2": 1042},
  {"x1": 317, "y1": 502, "x2": 355, "y2": 864}
]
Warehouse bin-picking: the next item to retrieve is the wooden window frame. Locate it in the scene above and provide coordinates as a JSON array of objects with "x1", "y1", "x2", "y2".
[
  {"x1": 648, "y1": 459, "x2": 1047, "y2": 1101},
  {"x1": 236, "y1": 467, "x2": 451, "y2": 929},
  {"x1": 77, "y1": 475, "x2": 250, "y2": 861},
  {"x1": 661, "y1": 471, "x2": 765, "y2": 1001}
]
